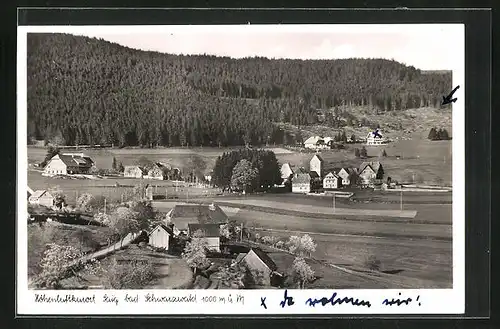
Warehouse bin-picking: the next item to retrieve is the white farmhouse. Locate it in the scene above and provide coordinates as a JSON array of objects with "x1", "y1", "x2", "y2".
[
  {"x1": 323, "y1": 172, "x2": 342, "y2": 189},
  {"x1": 366, "y1": 129, "x2": 388, "y2": 146},
  {"x1": 44, "y1": 153, "x2": 95, "y2": 175}
]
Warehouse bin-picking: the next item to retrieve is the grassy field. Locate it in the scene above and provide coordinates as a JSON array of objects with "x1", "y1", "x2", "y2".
[
  {"x1": 27, "y1": 170, "x2": 220, "y2": 205},
  {"x1": 27, "y1": 146, "x2": 293, "y2": 171},
  {"x1": 276, "y1": 138, "x2": 452, "y2": 186},
  {"x1": 59, "y1": 245, "x2": 193, "y2": 289},
  {"x1": 28, "y1": 133, "x2": 452, "y2": 186},
  {"x1": 253, "y1": 232, "x2": 451, "y2": 289}
]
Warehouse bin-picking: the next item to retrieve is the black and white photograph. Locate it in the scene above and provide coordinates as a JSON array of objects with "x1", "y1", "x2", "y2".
[{"x1": 17, "y1": 22, "x2": 466, "y2": 315}]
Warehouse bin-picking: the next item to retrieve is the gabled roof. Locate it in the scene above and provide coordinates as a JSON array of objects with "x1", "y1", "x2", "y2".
[
  {"x1": 150, "y1": 223, "x2": 174, "y2": 236},
  {"x1": 311, "y1": 154, "x2": 324, "y2": 162},
  {"x1": 168, "y1": 204, "x2": 228, "y2": 230},
  {"x1": 56, "y1": 153, "x2": 94, "y2": 168},
  {"x1": 360, "y1": 161, "x2": 382, "y2": 173},
  {"x1": 188, "y1": 223, "x2": 221, "y2": 238},
  {"x1": 293, "y1": 173, "x2": 311, "y2": 184},
  {"x1": 324, "y1": 172, "x2": 340, "y2": 179},
  {"x1": 247, "y1": 248, "x2": 278, "y2": 272},
  {"x1": 124, "y1": 165, "x2": 147, "y2": 174}
]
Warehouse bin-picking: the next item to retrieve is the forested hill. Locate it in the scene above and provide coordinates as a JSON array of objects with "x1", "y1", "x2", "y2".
[{"x1": 27, "y1": 33, "x2": 452, "y2": 147}]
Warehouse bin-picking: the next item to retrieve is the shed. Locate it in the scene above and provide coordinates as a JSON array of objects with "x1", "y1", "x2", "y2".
[{"x1": 148, "y1": 224, "x2": 174, "y2": 250}]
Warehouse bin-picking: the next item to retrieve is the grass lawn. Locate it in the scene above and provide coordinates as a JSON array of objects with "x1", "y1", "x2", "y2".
[
  {"x1": 27, "y1": 170, "x2": 220, "y2": 205},
  {"x1": 58, "y1": 245, "x2": 193, "y2": 289}
]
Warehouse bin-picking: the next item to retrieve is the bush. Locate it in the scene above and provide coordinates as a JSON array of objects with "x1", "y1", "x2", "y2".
[
  {"x1": 364, "y1": 255, "x2": 381, "y2": 271},
  {"x1": 103, "y1": 259, "x2": 155, "y2": 289}
]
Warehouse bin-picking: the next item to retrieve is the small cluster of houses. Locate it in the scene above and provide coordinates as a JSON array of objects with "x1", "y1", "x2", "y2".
[
  {"x1": 123, "y1": 162, "x2": 183, "y2": 181},
  {"x1": 304, "y1": 136, "x2": 337, "y2": 150},
  {"x1": 303, "y1": 129, "x2": 388, "y2": 149},
  {"x1": 41, "y1": 152, "x2": 203, "y2": 182},
  {"x1": 146, "y1": 203, "x2": 281, "y2": 286},
  {"x1": 281, "y1": 154, "x2": 384, "y2": 194}
]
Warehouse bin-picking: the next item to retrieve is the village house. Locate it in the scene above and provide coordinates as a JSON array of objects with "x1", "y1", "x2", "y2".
[
  {"x1": 43, "y1": 153, "x2": 95, "y2": 175},
  {"x1": 336, "y1": 167, "x2": 358, "y2": 186},
  {"x1": 187, "y1": 223, "x2": 221, "y2": 252},
  {"x1": 366, "y1": 129, "x2": 388, "y2": 146},
  {"x1": 304, "y1": 136, "x2": 330, "y2": 150},
  {"x1": 145, "y1": 162, "x2": 168, "y2": 180},
  {"x1": 323, "y1": 172, "x2": 342, "y2": 189},
  {"x1": 28, "y1": 190, "x2": 54, "y2": 208},
  {"x1": 123, "y1": 165, "x2": 146, "y2": 178},
  {"x1": 358, "y1": 161, "x2": 384, "y2": 186},
  {"x1": 165, "y1": 203, "x2": 229, "y2": 233},
  {"x1": 148, "y1": 223, "x2": 174, "y2": 250},
  {"x1": 292, "y1": 172, "x2": 311, "y2": 193},
  {"x1": 310, "y1": 154, "x2": 324, "y2": 178},
  {"x1": 235, "y1": 248, "x2": 283, "y2": 287},
  {"x1": 280, "y1": 163, "x2": 295, "y2": 184}
]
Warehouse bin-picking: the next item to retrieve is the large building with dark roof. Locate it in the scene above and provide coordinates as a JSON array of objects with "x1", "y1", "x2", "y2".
[
  {"x1": 165, "y1": 203, "x2": 229, "y2": 232},
  {"x1": 43, "y1": 153, "x2": 95, "y2": 175}
]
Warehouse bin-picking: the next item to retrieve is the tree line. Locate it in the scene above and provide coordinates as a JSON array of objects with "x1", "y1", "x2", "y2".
[
  {"x1": 27, "y1": 33, "x2": 452, "y2": 147},
  {"x1": 427, "y1": 127, "x2": 451, "y2": 141}
]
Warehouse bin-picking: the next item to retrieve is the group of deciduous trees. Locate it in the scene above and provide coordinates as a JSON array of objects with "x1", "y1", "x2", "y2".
[
  {"x1": 27, "y1": 33, "x2": 452, "y2": 147},
  {"x1": 212, "y1": 149, "x2": 282, "y2": 192}
]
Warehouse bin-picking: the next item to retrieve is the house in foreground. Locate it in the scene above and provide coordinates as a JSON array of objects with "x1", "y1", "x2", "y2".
[
  {"x1": 43, "y1": 153, "x2": 95, "y2": 175},
  {"x1": 148, "y1": 223, "x2": 174, "y2": 250},
  {"x1": 165, "y1": 203, "x2": 229, "y2": 233},
  {"x1": 28, "y1": 190, "x2": 54, "y2": 208},
  {"x1": 187, "y1": 223, "x2": 221, "y2": 252},
  {"x1": 235, "y1": 248, "x2": 283, "y2": 287}
]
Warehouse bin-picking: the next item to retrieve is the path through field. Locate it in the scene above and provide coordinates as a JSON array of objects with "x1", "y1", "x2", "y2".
[{"x1": 215, "y1": 199, "x2": 418, "y2": 218}]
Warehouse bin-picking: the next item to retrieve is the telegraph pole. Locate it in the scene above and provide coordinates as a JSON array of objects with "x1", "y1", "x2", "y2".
[
  {"x1": 104, "y1": 198, "x2": 107, "y2": 214},
  {"x1": 400, "y1": 189, "x2": 403, "y2": 211},
  {"x1": 333, "y1": 192, "x2": 336, "y2": 214}
]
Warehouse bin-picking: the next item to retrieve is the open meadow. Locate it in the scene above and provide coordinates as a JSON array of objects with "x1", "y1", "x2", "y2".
[
  {"x1": 276, "y1": 137, "x2": 452, "y2": 186},
  {"x1": 27, "y1": 170, "x2": 221, "y2": 205}
]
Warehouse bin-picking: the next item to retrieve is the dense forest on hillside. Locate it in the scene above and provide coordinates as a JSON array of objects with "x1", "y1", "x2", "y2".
[{"x1": 27, "y1": 33, "x2": 452, "y2": 147}]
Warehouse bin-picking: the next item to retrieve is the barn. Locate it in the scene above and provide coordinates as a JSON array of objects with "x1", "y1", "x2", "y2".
[{"x1": 43, "y1": 153, "x2": 95, "y2": 175}]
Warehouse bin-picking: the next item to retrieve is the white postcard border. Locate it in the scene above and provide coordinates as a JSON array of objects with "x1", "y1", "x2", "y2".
[{"x1": 16, "y1": 23, "x2": 465, "y2": 315}]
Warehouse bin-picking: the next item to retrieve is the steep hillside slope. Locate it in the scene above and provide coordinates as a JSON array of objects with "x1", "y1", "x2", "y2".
[{"x1": 27, "y1": 33, "x2": 452, "y2": 147}]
